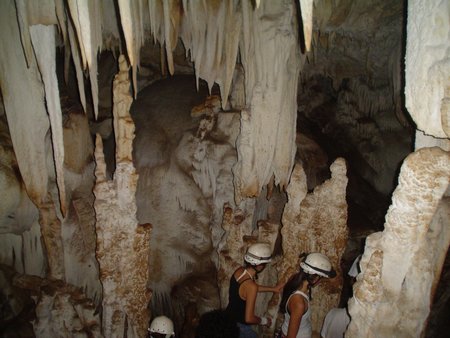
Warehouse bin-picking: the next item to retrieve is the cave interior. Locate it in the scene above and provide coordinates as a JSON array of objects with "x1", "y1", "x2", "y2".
[{"x1": 0, "y1": 0, "x2": 449, "y2": 337}]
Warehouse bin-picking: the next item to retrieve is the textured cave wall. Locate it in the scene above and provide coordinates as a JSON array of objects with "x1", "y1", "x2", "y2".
[
  {"x1": 131, "y1": 75, "x2": 245, "y2": 327},
  {"x1": 405, "y1": 0, "x2": 449, "y2": 139},
  {"x1": 347, "y1": 148, "x2": 450, "y2": 338}
]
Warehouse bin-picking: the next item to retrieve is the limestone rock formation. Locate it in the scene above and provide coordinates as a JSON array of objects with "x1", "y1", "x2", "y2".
[
  {"x1": 272, "y1": 159, "x2": 348, "y2": 335},
  {"x1": 405, "y1": 0, "x2": 450, "y2": 138},
  {"x1": 94, "y1": 56, "x2": 151, "y2": 338},
  {"x1": 347, "y1": 148, "x2": 450, "y2": 337}
]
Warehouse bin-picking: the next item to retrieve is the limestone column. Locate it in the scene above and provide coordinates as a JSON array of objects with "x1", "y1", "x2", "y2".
[{"x1": 94, "y1": 55, "x2": 151, "y2": 338}]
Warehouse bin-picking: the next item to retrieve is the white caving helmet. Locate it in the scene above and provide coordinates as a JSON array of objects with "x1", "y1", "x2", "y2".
[
  {"x1": 300, "y1": 252, "x2": 336, "y2": 278},
  {"x1": 244, "y1": 243, "x2": 272, "y2": 265},
  {"x1": 148, "y1": 316, "x2": 175, "y2": 337}
]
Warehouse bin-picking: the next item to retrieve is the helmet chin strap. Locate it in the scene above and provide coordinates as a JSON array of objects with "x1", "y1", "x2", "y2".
[
  {"x1": 249, "y1": 266, "x2": 260, "y2": 280},
  {"x1": 306, "y1": 274, "x2": 322, "y2": 300}
]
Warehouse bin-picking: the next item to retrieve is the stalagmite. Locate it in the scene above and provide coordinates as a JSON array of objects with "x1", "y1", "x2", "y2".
[
  {"x1": 271, "y1": 159, "x2": 348, "y2": 334},
  {"x1": 347, "y1": 147, "x2": 450, "y2": 337},
  {"x1": 94, "y1": 55, "x2": 151, "y2": 338}
]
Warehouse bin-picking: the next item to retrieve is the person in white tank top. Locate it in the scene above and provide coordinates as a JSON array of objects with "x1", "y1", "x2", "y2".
[{"x1": 278, "y1": 253, "x2": 336, "y2": 338}]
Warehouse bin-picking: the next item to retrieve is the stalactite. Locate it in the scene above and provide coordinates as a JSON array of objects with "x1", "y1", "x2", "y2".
[
  {"x1": 54, "y1": 0, "x2": 67, "y2": 44},
  {"x1": 66, "y1": 0, "x2": 102, "y2": 118},
  {"x1": 22, "y1": 222, "x2": 46, "y2": 276},
  {"x1": 162, "y1": 0, "x2": 181, "y2": 76},
  {"x1": 67, "y1": 21, "x2": 87, "y2": 113},
  {"x1": 299, "y1": 0, "x2": 314, "y2": 51},
  {"x1": 405, "y1": 0, "x2": 450, "y2": 138},
  {"x1": 0, "y1": 0, "x2": 50, "y2": 208},
  {"x1": 101, "y1": 0, "x2": 121, "y2": 50},
  {"x1": 30, "y1": 24, "x2": 67, "y2": 217},
  {"x1": 117, "y1": 0, "x2": 145, "y2": 97},
  {"x1": 14, "y1": 0, "x2": 34, "y2": 67},
  {"x1": 179, "y1": 0, "x2": 241, "y2": 107},
  {"x1": 233, "y1": 0, "x2": 300, "y2": 202}
]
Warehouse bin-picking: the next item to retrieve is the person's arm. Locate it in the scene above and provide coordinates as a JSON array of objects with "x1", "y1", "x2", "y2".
[
  {"x1": 286, "y1": 295, "x2": 306, "y2": 338},
  {"x1": 243, "y1": 282, "x2": 271, "y2": 326},
  {"x1": 257, "y1": 281, "x2": 284, "y2": 293}
]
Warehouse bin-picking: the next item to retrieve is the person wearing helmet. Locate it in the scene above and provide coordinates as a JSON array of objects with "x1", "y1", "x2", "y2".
[
  {"x1": 226, "y1": 242, "x2": 284, "y2": 338},
  {"x1": 148, "y1": 315, "x2": 175, "y2": 338},
  {"x1": 278, "y1": 253, "x2": 336, "y2": 338}
]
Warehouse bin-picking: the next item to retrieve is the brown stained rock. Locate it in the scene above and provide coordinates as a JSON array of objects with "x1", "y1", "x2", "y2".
[
  {"x1": 191, "y1": 95, "x2": 222, "y2": 118},
  {"x1": 217, "y1": 202, "x2": 255, "y2": 306},
  {"x1": 7, "y1": 269, "x2": 101, "y2": 337},
  {"x1": 38, "y1": 197, "x2": 64, "y2": 280},
  {"x1": 62, "y1": 110, "x2": 93, "y2": 174}
]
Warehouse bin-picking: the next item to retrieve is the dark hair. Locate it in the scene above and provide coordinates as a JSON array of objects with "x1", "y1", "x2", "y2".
[
  {"x1": 195, "y1": 309, "x2": 239, "y2": 338},
  {"x1": 279, "y1": 271, "x2": 309, "y2": 314}
]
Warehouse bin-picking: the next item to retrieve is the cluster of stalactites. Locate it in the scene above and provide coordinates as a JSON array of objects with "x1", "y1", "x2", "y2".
[{"x1": 3, "y1": 0, "x2": 309, "y2": 215}]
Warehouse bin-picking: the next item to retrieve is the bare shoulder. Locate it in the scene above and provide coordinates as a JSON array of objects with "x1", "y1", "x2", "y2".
[
  {"x1": 233, "y1": 267, "x2": 245, "y2": 278},
  {"x1": 289, "y1": 293, "x2": 307, "y2": 314}
]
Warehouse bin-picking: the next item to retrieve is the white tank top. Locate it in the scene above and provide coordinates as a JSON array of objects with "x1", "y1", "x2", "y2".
[{"x1": 281, "y1": 290, "x2": 312, "y2": 338}]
